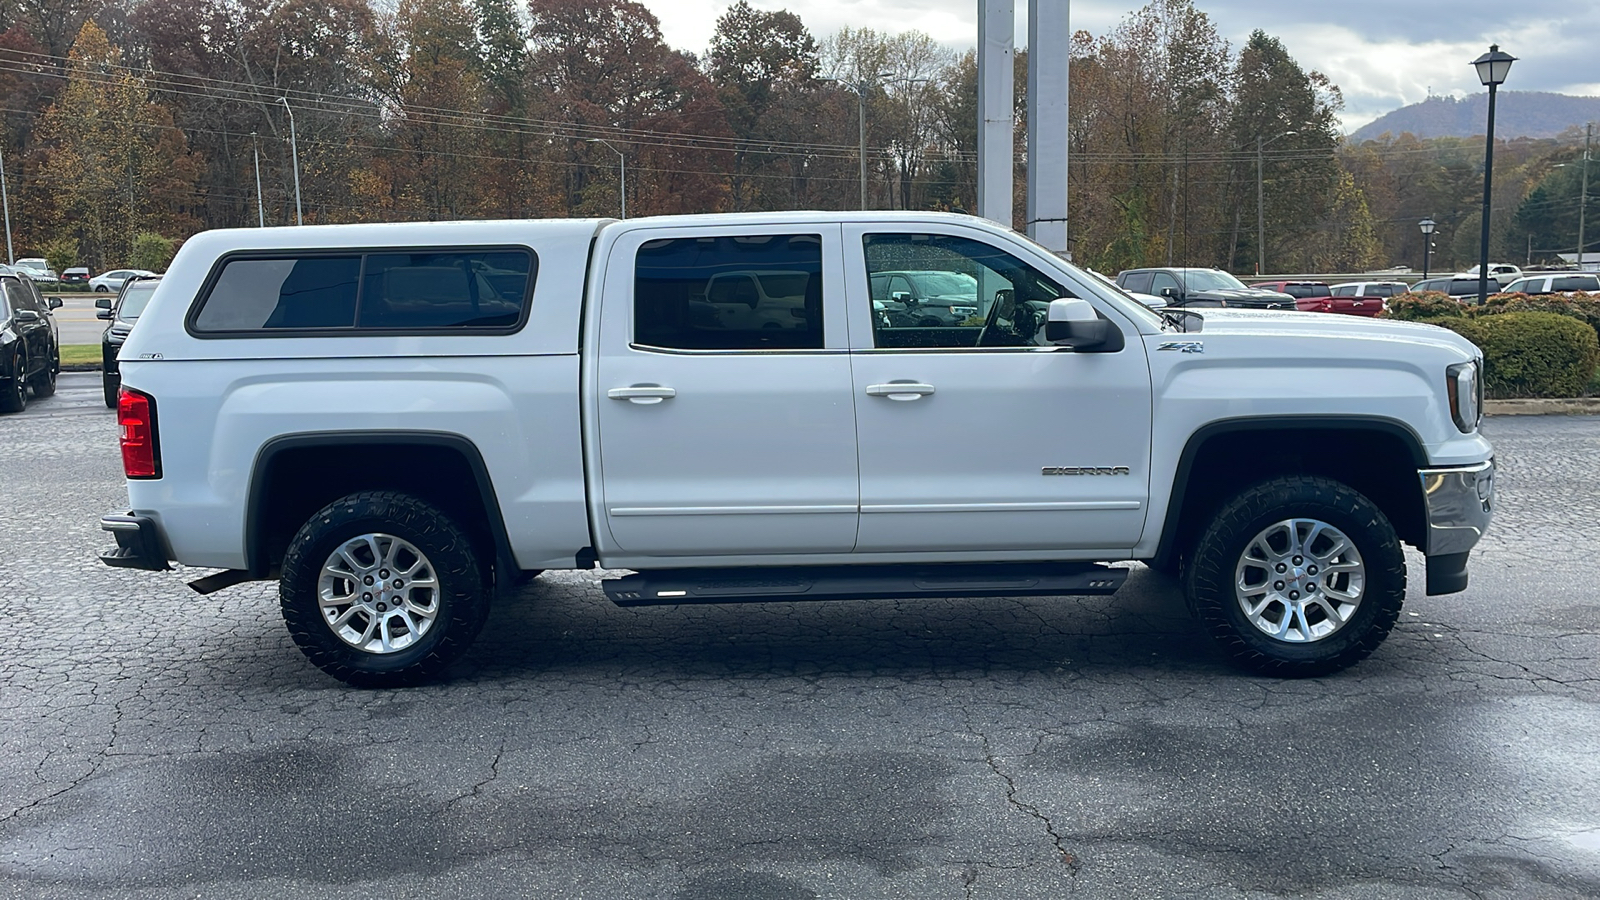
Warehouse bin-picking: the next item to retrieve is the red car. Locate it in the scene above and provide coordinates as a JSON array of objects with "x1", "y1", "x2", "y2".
[{"x1": 1252, "y1": 280, "x2": 1381, "y2": 317}]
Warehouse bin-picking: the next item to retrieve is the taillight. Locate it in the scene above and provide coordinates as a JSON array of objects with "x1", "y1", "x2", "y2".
[{"x1": 118, "y1": 388, "x2": 161, "y2": 478}]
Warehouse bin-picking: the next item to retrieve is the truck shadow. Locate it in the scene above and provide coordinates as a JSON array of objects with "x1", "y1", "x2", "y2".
[{"x1": 455, "y1": 566, "x2": 1224, "y2": 681}]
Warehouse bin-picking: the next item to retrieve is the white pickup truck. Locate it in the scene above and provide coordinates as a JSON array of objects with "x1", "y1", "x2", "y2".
[{"x1": 99, "y1": 212, "x2": 1495, "y2": 687}]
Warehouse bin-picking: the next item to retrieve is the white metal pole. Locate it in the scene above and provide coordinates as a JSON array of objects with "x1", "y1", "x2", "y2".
[
  {"x1": 1580, "y1": 122, "x2": 1590, "y2": 270},
  {"x1": 252, "y1": 132, "x2": 265, "y2": 227},
  {"x1": 279, "y1": 98, "x2": 302, "y2": 226},
  {"x1": 1027, "y1": 0, "x2": 1069, "y2": 254},
  {"x1": 977, "y1": 0, "x2": 1014, "y2": 227}
]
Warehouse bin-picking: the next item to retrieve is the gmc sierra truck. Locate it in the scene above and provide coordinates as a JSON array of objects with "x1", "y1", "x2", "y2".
[{"x1": 98, "y1": 212, "x2": 1495, "y2": 687}]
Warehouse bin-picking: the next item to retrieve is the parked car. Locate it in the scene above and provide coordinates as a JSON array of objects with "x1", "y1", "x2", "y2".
[
  {"x1": 99, "y1": 213, "x2": 1494, "y2": 686},
  {"x1": 868, "y1": 269, "x2": 980, "y2": 325},
  {"x1": 12, "y1": 257, "x2": 60, "y2": 284},
  {"x1": 1116, "y1": 267, "x2": 1294, "y2": 309},
  {"x1": 1254, "y1": 280, "x2": 1384, "y2": 317},
  {"x1": 60, "y1": 266, "x2": 90, "y2": 287},
  {"x1": 1331, "y1": 281, "x2": 1408, "y2": 298},
  {"x1": 97, "y1": 274, "x2": 162, "y2": 407},
  {"x1": 1460, "y1": 263, "x2": 1523, "y2": 282},
  {"x1": 1086, "y1": 269, "x2": 1166, "y2": 309},
  {"x1": 0, "y1": 265, "x2": 62, "y2": 412},
  {"x1": 1410, "y1": 277, "x2": 1498, "y2": 300},
  {"x1": 1500, "y1": 273, "x2": 1600, "y2": 295},
  {"x1": 89, "y1": 268, "x2": 155, "y2": 293}
]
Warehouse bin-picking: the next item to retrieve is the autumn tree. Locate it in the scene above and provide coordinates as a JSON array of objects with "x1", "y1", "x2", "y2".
[{"x1": 34, "y1": 21, "x2": 199, "y2": 267}]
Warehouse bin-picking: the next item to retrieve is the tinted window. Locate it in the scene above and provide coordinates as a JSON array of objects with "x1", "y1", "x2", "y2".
[
  {"x1": 633, "y1": 234, "x2": 823, "y2": 351},
  {"x1": 1503, "y1": 278, "x2": 1534, "y2": 293},
  {"x1": 1149, "y1": 272, "x2": 1181, "y2": 296},
  {"x1": 1371, "y1": 284, "x2": 1400, "y2": 297},
  {"x1": 195, "y1": 257, "x2": 360, "y2": 330},
  {"x1": 1331, "y1": 284, "x2": 1357, "y2": 296},
  {"x1": 193, "y1": 248, "x2": 534, "y2": 333},
  {"x1": 118, "y1": 281, "x2": 161, "y2": 319},
  {"x1": 360, "y1": 250, "x2": 530, "y2": 328},
  {"x1": 1120, "y1": 272, "x2": 1154, "y2": 293},
  {"x1": 3, "y1": 280, "x2": 29, "y2": 315},
  {"x1": 1554, "y1": 275, "x2": 1599, "y2": 292}
]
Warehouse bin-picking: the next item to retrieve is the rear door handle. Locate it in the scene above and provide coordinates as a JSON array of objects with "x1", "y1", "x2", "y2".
[
  {"x1": 865, "y1": 382, "x2": 935, "y2": 401},
  {"x1": 608, "y1": 385, "x2": 677, "y2": 404}
]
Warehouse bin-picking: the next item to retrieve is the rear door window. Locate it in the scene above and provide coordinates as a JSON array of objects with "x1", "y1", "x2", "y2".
[
  {"x1": 632, "y1": 233, "x2": 824, "y2": 351},
  {"x1": 1119, "y1": 272, "x2": 1154, "y2": 293}
]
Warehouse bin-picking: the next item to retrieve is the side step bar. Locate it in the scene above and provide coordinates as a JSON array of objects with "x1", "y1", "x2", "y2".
[{"x1": 602, "y1": 562, "x2": 1126, "y2": 607}]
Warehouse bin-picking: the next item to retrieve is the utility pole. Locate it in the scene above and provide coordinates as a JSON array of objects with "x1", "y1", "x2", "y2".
[
  {"x1": 1581, "y1": 123, "x2": 1591, "y2": 271},
  {"x1": 252, "y1": 132, "x2": 265, "y2": 227},
  {"x1": 0, "y1": 140, "x2": 13, "y2": 264},
  {"x1": 1256, "y1": 136, "x2": 1264, "y2": 275},
  {"x1": 278, "y1": 98, "x2": 302, "y2": 226}
]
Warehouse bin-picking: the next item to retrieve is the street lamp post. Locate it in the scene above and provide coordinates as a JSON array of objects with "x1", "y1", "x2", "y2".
[
  {"x1": 826, "y1": 73, "x2": 892, "y2": 210},
  {"x1": 1579, "y1": 123, "x2": 1591, "y2": 270},
  {"x1": 1256, "y1": 130, "x2": 1299, "y2": 276},
  {"x1": 251, "y1": 132, "x2": 265, "y2": 227},
  {"x1": 278, "y1": 97, "x2": 303, "y2": 226},
  {"x1": 585, "y1": 138, "x2": 626, "y2": 219},
  {"x1": 1472, "y1": 45, "x2": 1515, "y2": 304},
  {"x1": 1419, "y1": 217, "x2": 1436, "y2": 278}
]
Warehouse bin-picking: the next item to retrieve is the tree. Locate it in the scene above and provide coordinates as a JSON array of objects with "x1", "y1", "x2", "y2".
[{"x1": 34, "y1": 21, "x2": 200, "y2": 268}]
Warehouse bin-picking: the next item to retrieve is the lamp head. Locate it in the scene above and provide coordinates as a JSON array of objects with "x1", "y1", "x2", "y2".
[
  {"x1": 1472, "y1": 45, "x2": 1515, "y2": 87},
  {"x1": 1419, "y1": 217, "x2": 1437, "y2": 235}
]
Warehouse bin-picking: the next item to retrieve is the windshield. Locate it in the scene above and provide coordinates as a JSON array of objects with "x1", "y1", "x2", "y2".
[
  {"x1": 909, "y1": 272, "x2": 977, "y2": 297},
  {"x1": 119, "y1": 282, "x2": 159, "y2": 319},
  {"x1": 1177, "y1": 270, "x2": 1249, "y2": 292},
  {"x1": 15, "y1": 260, "x2": 45, "y2": 272}
]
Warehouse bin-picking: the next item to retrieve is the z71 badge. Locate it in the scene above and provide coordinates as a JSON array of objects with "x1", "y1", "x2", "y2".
[{"x1": 1042, "y1": 466, "x2": 1130, "y2": 476}]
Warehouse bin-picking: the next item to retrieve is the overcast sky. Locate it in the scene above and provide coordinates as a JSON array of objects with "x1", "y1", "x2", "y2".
[{"x1": 639, "y1": 0, "x2": 1600, "y2": 132}]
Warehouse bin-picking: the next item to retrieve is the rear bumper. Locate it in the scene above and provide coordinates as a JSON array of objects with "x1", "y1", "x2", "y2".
[
  {"x1": 1418, "y1": 459, "x2": 1495, "y2": 595},
  {"x1": 99, "y1": 512, "x2": 172, "y2": 571}
]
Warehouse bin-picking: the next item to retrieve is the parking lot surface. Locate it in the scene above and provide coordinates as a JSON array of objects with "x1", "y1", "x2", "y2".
[{"x1": 1, "y1": 375, "x2": 1597, "y2": 899}]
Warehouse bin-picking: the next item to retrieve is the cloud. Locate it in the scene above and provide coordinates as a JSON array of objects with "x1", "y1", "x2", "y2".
[{"x1": 638, "y1": 0, "x2": 1600, "y2": 130}]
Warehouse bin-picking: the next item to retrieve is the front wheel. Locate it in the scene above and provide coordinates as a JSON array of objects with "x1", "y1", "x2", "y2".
[
  {"x1": 30, "y1": 357, "x2": 56, "y2": 397},
  {"x1": 1185, "y1": 476, "x2": 1405, "y2": 677},
  {"x1": 1, "y1": 353, "x2": 27, "y2": 413},
  {"x1": 280, "y1": 491, "x2": 489, "y2": 687}
]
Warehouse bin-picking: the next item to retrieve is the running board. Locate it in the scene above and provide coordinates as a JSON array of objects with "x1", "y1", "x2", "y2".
[{"x1": 602, "y1": 562, "x2": 1126, "y2": 607}]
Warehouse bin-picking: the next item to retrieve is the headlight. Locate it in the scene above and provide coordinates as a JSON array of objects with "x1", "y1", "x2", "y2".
[{"x1": 1447, "y1": 360, "x2": 1483, "y2": 433}]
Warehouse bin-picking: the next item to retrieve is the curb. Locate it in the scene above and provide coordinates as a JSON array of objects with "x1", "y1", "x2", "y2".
[
  {"x1": 60, "y1": 364, "x2": 101, "y2": 372},
  {"x1": 1485, "y1": 398, "x2": 1600, "y2": 416}
]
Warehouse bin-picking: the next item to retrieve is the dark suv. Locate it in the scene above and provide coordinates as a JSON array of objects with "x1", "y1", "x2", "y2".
[
  {"x1": 97, "y1": 274, "x2": 161, "y2": 407},
  {"x1": 0, "y1": 266, "x2": 62, "y2": 412},
  {"x1": 1116, "y1": 267, "x2": 1294, "y2": 310}
]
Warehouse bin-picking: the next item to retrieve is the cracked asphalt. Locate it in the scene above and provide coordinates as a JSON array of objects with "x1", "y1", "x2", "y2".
[{"x1": 2, "y1": 374, "x2": 1598, "y2": 899}]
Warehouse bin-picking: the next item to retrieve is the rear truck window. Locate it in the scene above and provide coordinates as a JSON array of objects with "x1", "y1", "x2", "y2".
[{"x1": 189, "y1": 248, "x2": 535, "y2": 335}]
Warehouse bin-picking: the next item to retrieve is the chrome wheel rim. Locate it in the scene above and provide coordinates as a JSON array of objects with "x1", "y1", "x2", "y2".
[
  {"x1": 317, "y1": 533, "x2": 440, "y2": 654},
  {"x1": 1234, "y1": 518, "x2": 1365, "y2": 643}
]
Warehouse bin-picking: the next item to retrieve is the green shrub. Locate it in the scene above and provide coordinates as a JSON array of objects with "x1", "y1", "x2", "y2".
[
  {"x1": 1439, "y1": 312, "x2": 1600, "y2": 398},
  {"x1": 129, "y1": 232, "x2": 175, "y2": 272},
  {"x1": 41, "y1": 236, "x2": 78, "y2": 275},
  {"x1": 1382, "y1": 291, "x2": 1464, "y2": 321},
  {"x1": 1472, "y1": 291, "x2": 1600, "y2": 335}
]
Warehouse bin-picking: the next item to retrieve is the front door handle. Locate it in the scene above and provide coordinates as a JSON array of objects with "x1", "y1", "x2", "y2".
[
  {"x1": 608, "y1": 385, "x2": 677, "y2": 405},
  {"x1": 865, "y1": 382, "x2": 935, "y2": 401}
]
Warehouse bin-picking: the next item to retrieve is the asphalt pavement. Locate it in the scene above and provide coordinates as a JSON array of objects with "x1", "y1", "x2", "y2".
[
  {"x1": 1, "y1": 377, "x2": 1596, "y2": 899},
  {"x1": 46, "y1": 294, "x2": 109, "y2": 346}
]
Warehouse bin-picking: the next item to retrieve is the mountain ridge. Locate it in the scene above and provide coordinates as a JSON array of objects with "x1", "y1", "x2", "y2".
[{"x1": 1349, "y1": 91, "x2": 1600, "y2": 142}]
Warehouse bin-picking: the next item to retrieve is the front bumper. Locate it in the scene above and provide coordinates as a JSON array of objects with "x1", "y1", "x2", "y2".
[
  {"x1": 1418, "y1": 459, "x2": 1495, "y2": 595},
  {"x1": 99, "y1": 512, "x2": 172, "y2": 571}
]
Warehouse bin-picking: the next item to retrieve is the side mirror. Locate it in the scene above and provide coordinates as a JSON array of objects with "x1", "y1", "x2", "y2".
[
  {"x1": 95, "y1": 297, "x2": 112, "y2": 309},
  {"x1": 1160, "y1": 287, "x2": 1178, "y2": 299},
  {"x1": 97, "y1": 309, "x2": 113, "y2": 320},
  {"x1": 890, "y1": 291, "x2": 912, "y2": 303},
  {"x1": 1044, "y1": 298, "x2": 1119, "y2": 351},
  {"x1": 48, "y1": 297, "x2": 63, "y2": 309}
]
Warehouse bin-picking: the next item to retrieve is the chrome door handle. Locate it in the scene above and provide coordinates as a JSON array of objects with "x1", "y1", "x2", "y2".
[
  {"x1": 607, "y1": 385, "x2": 677, "y2": 405},
  {"x1": 865, "y1": 382, "x2": 935, "y2": 401}
]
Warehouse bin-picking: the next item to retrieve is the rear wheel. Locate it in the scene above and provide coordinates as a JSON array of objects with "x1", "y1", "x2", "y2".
[
  {"x1": 280, "y1": 491, "x2": 489, "y2": 687},
  {"x1": 1, "y1": 352, "x2": 27, "y2": 413},
  {"x1": 29, "y1": 356, "x2": 55, "y2": 397},
  {"x1": 1185, "y1": 476, "x2": 1404, "y2": 677},
  {"x1": 103, "y1": 373, "x2": 120, "y2": 408}
]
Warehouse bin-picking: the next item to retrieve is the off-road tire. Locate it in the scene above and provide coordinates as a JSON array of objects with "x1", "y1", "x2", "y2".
[
  {"x1": 280, "y1": 491, "x2": 488, "y2": 688},
  {"x1": 1185, "y1": 475, "x2": 1405, "y2": 677}
]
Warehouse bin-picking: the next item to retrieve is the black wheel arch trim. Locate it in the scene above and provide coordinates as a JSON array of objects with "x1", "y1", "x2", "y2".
[
  {"x1": 1151, "y1": 415, "x2": 1429, "y2": 566},
  {"x1": 245, "y1": 431, "x2": 518, "y2": 581}
]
